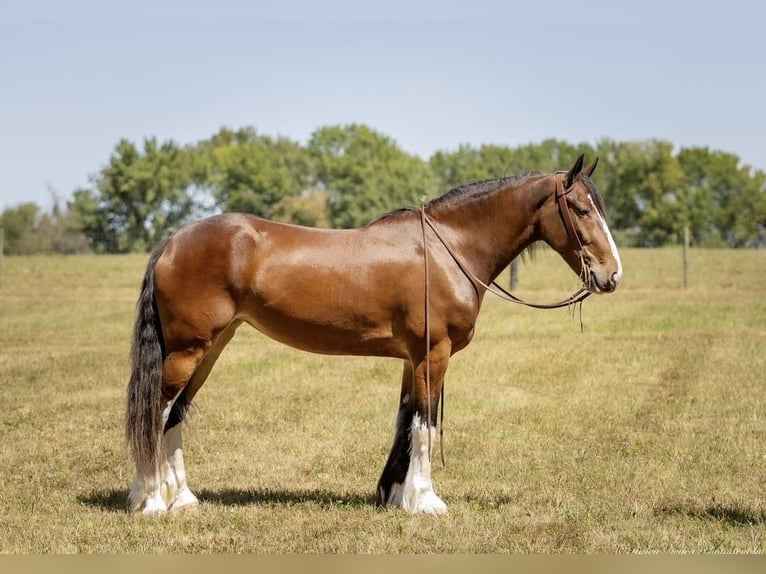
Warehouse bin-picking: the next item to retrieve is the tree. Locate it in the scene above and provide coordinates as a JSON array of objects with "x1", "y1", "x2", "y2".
[
  {"x1": 677, "y1": 147, "x2": 766, "y2": 247},
  {"x1": 0, "y1": 200, "x2": 88, "y2": 255},
  {"x1": 430, "y1": 139, "x2": 596, "y2": 193},
  {"x1": 512, "y1": 139, "x2": 595, "y2": 175},
  {"x1": 0, "y1": 203, "x2": 47, "y2": 255},
  {"x1": 272, "y1": 188, "x2": 331, "y2": 228},
  {"x1": 55, "y1": 125, "x2": 765, "y2": 250},
  {"x1": 309, "y1": 124, "x2": 436, "y2": 228},
  {"x1": 596, "y1": 140, "x2": 685, "y2": 247},
  {"x1": 194, "y1": 127, "x2": 313, "y2": 218},
  {"x1": 70, "y1": 138, "x2": 197, "y2": 253},
  {"x1": 430, "y1": 144, "x2": 490, "y2": 189}
]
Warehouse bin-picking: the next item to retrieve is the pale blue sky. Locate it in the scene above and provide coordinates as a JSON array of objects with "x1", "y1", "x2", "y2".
[{"x1": 1, "y1": 1, "x2": 764, "y2": 210}]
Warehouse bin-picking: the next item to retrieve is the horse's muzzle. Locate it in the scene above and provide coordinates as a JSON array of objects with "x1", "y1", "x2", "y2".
[{"x1": 589, "y1": 269, "x2": 620, "y2": 294}]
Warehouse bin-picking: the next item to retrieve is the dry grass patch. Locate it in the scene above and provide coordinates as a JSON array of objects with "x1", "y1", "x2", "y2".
[{"x1": 1, "y1": 248, "x2": 765, "y2": 552}]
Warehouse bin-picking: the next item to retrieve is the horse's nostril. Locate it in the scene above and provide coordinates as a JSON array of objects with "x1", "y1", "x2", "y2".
[{"x1": 611, "y1": 271, "x2": 622, "y2": 285}]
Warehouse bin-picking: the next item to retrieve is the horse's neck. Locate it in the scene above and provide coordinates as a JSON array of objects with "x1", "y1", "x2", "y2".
[{"x1": 432, "y1": 176, "x2": 550, "y2": 283}]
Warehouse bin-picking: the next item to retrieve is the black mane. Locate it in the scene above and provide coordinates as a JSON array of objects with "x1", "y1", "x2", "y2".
[
  {"x1": 367, "y1": 174, "x2": 540, "y2": 225},
  {"x1": 368, "y1": 170, "x2": 608, "y2": 224},
  {"x1": 428, "y1": 172, "x2": 543, "y2": 210}
]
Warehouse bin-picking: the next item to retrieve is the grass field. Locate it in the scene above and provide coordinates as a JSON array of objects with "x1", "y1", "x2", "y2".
[{"x1": 0, "y1": 247, "x2": 765, "y2": 553}]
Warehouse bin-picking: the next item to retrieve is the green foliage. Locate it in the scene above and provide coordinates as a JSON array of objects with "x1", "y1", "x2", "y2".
[
  {"x1": 309, "y1": 124, "x2": 436, "y2": 227},
  {"x1": 677, "y1": 147, "x2": 766, "y2": 247},
  {"x1": 430, "y1": 144, "x2": 512, "y2": 188},
  {"x1": 0, "y1": 203, "x2": 45, "y2": 255},
  {"x1": 8, "y1": 124, "x2": 764, "y2": 253},
  {"x1": 430, "y1": 139, "x2": 595, "y2": 191},
  {"x1": 593, "y1": 139, "x2": 765, "y2": 247},
  {"x1": 1, "y1": 200, "x2": 89, "y2": 255},
  {"x1": 193, "y1": 127, "x2": 313, "y2": 218},
  {"x1": 68, "y1": 138, "x2": 198, "y2": 253},
  {"x1": 272, "y1": 188, "x2": 331, "y2": 228},
  {"x1": 611, "y1": 140, "x2": 685, "y2": 247}
]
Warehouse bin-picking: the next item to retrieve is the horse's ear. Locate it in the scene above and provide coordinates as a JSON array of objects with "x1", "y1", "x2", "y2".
[
  {"x1": 582, "y1": 156, "x2": 599, "y2": 178},
  {"x1": 565, "y1": 153, "x2": 585, "y2": 187}
]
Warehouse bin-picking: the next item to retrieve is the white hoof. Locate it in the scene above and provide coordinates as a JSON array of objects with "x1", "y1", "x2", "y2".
[
  {"x1": 387, "y1": 482, "x2": 448, "y2": 515},
  {"x1": 139, "y1": 493, "x2": 169, "y2": 515},
  {"x1": 410, "y1": 491, "x2": 448, "y2": 515},
  {"x1": 169, "y1": 486, "x2": 199, "y2": 511}
]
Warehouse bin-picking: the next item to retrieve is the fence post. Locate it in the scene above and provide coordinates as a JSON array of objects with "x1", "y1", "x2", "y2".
[{"x1": 683, "y1": 225, "x2": 690, "y2": 288}]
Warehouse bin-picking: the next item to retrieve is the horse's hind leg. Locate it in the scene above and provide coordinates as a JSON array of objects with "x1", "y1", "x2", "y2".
[
  {"x1": 376, "y1": 340, "x2": 450, "y2": 514},
  {"x1": 160, "y1": 322, "x2": 241, "y2": 511},
  {"x1": 128, "y1": 318, "x2": 239, "y2": 514},
  {"x1": 128, "y1": 343, "x2": 206, "y2": 514}
]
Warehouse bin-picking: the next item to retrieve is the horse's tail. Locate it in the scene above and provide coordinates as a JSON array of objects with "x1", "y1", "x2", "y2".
[{"x1": 125, "y1": 239, "x2": 170, "y2": 476}]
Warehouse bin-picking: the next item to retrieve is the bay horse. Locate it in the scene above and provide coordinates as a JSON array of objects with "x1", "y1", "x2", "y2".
[{"x1": 125, "y1": 154, "x2": 622, "y2": 514}]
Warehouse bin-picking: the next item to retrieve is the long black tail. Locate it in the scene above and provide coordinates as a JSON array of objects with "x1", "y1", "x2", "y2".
[{"x1": 125, "y1": 239, "x2": 170, "y2": 475}]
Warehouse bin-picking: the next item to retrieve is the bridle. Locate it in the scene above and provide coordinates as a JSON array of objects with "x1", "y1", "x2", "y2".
[
  {"x1": 419, "y1": 172, "x2": 591, "y2": 464},
  {"x1": 420, "y1": 172, "x2": 591, "y2": 311}
]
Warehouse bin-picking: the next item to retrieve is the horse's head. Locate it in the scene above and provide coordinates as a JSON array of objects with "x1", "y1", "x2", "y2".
[{"x1": 539, "y1": 154, "x2": 623, "y2": 293}]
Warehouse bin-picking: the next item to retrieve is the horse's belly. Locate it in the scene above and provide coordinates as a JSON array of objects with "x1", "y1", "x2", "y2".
[{"x1": 238, "y1": 296, "x2": 406, "y2": 358}]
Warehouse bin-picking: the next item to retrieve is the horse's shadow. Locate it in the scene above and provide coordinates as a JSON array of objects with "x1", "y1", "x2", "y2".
[
  {"x1": 197, "y1": 487, "x2": 374, "y2": 509},
  {"x1": 78, "y1": 487, "x2": 375, "y2": 513},
  {"x1": 655, "y1": 501, "x2": 766, "y2": 527},
  {"x1": 79, "y1": 490, "x2": 766, "y2": 527},
  {"x1": 78, "y1": 489, "x2": 128, "y2": 512}
]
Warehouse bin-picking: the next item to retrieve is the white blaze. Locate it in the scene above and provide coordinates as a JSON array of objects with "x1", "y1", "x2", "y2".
[{"x1": 588, "y1": 194, "x2": 623, "y2": 284}]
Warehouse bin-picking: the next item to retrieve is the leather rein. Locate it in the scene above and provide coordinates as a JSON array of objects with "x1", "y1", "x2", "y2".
[
  {"x1": 421, "y1": 172, "x2": 591, "y2": 311},
  {"x1": 419, "y1": 173, "x2": 591, "y2": 464}
]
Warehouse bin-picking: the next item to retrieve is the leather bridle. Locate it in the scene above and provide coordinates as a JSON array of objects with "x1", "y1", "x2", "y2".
[{"x1": 420, "y1": 172, "x2": 592, "y2": 311}]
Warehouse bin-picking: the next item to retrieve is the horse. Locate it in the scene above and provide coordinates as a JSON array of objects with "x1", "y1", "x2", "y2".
[{"x1": 125, "y1": 153, "x2": 623, "y2": 514}]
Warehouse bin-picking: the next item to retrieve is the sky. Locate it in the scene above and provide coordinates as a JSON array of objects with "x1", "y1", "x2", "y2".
[{"x1": 1, "y1": 1, "x2": 765, "y2": 211}]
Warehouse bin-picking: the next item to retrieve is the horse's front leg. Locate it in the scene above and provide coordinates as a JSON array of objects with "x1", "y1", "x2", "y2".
[{"x1": 376, "y1": 340, "x2": 450, "y2": 515}]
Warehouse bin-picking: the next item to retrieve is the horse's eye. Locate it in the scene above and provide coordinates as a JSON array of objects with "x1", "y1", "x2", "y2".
[{"x1": 575, "y1": 207, "x2": 590, "y2": 218}]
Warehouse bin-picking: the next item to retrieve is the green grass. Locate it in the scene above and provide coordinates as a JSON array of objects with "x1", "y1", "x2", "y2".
[{"x1": 1, "y1": 248, "x2": 765, "y2": 553}]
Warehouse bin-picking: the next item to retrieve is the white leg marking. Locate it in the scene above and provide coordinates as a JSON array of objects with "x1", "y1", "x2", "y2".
[
  {"x1": 128, "y1": 402, "x2": 177, "y2": 514},
  {"x1": 128, "y1": 471, "x2": 168, "y2": 514},
  {"x1": 387, "y1": 413, "x2": 447, "y2": 515},
  {"x1": 164, "y1": 423, "x2": 199, "y2": 511}
]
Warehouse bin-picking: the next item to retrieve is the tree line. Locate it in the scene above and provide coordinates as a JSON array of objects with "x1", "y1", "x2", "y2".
[{"x1": 2, "y1": 124, "x2": 765, "y2": 254}]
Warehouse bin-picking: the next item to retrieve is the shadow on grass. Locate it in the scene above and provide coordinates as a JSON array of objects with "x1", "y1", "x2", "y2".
[
  {"x1": 77, "y1": 487, "x2": 374, "y2": 512},
  {"x1": 656, "y1": 501, "x2": 766, "y2": 527},
  {"x1": 77, "y1": 489, "x2": 129, "y2": 512},
  {"x1": 198, "y1": 487, "x2": 374, "y2": 509}
]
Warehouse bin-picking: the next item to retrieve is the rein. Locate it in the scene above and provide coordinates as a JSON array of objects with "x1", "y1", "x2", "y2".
[
  {"x1": 418, "y1": 173, "x2": 591, "y2": 463},
  {"x1": 422, "y1": 173, "x2": 592, "y2": 311},
  {"x1": 420, "y1": 207, "x2": 445, "y2": 465}
]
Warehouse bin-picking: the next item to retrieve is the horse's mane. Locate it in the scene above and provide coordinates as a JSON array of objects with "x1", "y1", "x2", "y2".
[
  {"x1": 368, "y1": 172, "x2": 543, "y2": 226},
  {"x1": 367, "y1": 206, "x2": 419, "y2": 225},
  {"x1": 428, "y1": 172, "x2": 544, "y2": 210},
  {"x1": 431, "y1": 173, "x2": 548, "y2": 265},
  {"x1": 368, "y1": 170, "x2": 608, "y2": 235}
]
